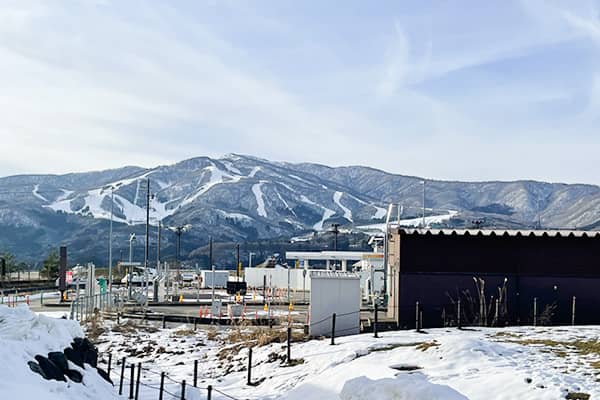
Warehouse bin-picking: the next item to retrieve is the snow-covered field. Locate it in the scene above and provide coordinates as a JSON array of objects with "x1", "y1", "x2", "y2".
[
  {"x1": 3, "y1": 305, "x2": 600, "y2": 399},
  {"x1": 93, "y1": 318, "x2": 600, "y2": 400}
]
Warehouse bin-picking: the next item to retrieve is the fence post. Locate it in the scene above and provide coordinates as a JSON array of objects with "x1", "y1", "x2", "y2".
[
  {"x1": 207, "y1": 385, "x2": 213, "y2": 400},
  {"x1": 108, "y1": 353, "x2": 112, "y2": 376},
  {"x1": 330, "y1": 313, "x2": 336, "y2": 345},
  {"x1": 194, "y1": 317, "x2": 197, "y2": 331},
  {"x1": 119, "y1": 357, "x2": 126, "y2": 395},
  {"x1": 193, "y1": 359, "x2": 198, "y2": 387},
  {"x1": 159, "y1": 372, "x2": 165, "y2": 400},
  {"x1": 415, "y1": 301, "x2": 420, "y2": 332},
  {"x1": 533, "y1": 297, "x2": 537, "y2": 327},
  {"x1": 135, "y1": 362, "x2": 141, "y2": 400},
  {"x1": 180, "y1": 380, "x2": 186, "y2": 400},
  {"x1": 162, "y1": 315, "x2": 166, "y2": 329},
  {"x1": 247, "y1": 348, "x2": 253, "y2": 386},
  {"x1": 571, "y1": 296, "x2": 576, "y2": 326},
  {"x1": 373, "y1": 303, "x2": 379, "y2": 338},
  {"x1": 40, "y1": 292, "x2": 44, "y2": 306},
  {"x1": 129, "y1": 364, "x2": 135, "y2": 399}
]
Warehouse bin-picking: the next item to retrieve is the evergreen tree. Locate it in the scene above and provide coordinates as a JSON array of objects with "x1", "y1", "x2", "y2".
[{"x1": 43, "y1": 250, "x2": 60, "y2": 279}]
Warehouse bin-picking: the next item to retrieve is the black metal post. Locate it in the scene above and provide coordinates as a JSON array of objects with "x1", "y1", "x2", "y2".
[
  {"x1": 135, "y1": 362, "x2": 141, "y2": 400},
  {"x1": 247, "y1": 348, "x2": 252, "y2": 386},
  {"x1": 287, "y1": 327, "x2": 291, "y2": 363},
  {"x1": 207, "y1": 385, "x2": 213, "y2": 400},
  {"x1": 162, "y1": 315, "x2": 166, "y2": 329},
  {"x1": 180, "y1": 380, "x2": 186, "y2": 400},
  {"x1": 330, "y1": 313, "x2": 336, "y2": 345},
  {"x1": 108, "y1": 353, "x2": 112, "y2": 376},
  {"x1": 193, "y1": 360, "x2": 198, "y2": 387},
  {"x1": 159, "y1": 372, "x2": 165, "y2": 400},
  {"x1": 129, "y1": 364, "x2": 134, "y2": 399},
  {"x1": 119, "y1": 357, "x2": 126, "y2": 395},
  {"x1": 374, "y1": 303, "x2": 379, "y2": 338}
]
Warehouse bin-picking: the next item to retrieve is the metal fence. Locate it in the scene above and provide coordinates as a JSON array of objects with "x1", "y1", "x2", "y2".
[{"x1": 69, "y1": 292, "x2": 123, "y2": 321}]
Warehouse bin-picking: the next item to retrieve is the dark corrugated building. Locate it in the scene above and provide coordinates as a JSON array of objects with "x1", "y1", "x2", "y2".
[{"x1": 386, "y1": 228, "x2": 600, "y2": 328}]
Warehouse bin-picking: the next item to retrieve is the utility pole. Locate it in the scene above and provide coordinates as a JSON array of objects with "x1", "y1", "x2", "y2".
[
  {"x1": 210, "y1": 237, "x2": 215, "y2": 308},
  {"x1": 422, "y1": 180, "x2": 426, "y2": 228},
  {"x1": 109, "y1": 188, "x2": 114, "y2": 297},
  {"x1": 144, "y1": 178, "x2": 150, "y2": 300},
  {"x1": 156, "y1": 221, "x2": 161, "y2": 270},
  {"x1": 331, "y1": 223, "x2": 340, "y2": 251}
]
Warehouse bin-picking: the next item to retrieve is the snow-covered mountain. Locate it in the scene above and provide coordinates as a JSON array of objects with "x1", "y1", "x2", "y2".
[{"x1": 2, "y1": 153, "x2": 600, "y2": 263}]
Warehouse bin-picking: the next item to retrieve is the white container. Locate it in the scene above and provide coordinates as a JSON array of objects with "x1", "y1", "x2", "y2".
[
  {"x1": 200, "y1": 270, "x2": 229, "y2": 288},
  {"x1": 309, "y1": 271, "x2": 361, "y2": 337},
  {"x1": 245, "y1": 266, "x2": 312, "y2": 291}
]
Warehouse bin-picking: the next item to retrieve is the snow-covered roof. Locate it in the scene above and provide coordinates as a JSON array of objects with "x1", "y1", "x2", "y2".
[{"x1": 395, "y1": 228, "x2": 600, "y2": 238}]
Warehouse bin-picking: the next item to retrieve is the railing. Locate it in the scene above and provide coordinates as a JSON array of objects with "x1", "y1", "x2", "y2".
[{"x1": 69, "y1": 292, "x2": 124, "y2": 321}]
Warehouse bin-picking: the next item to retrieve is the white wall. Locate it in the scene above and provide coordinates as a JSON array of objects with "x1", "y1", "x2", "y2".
[
  {"x1": 245, "y1": 266, "x2": 311, "y2": 291},
  {"x1": 200, "y1": 270, "x2": 229, "y2": 288},
  {"x1": 309, "y1": 271, "x2": 360, "y2": 337}
]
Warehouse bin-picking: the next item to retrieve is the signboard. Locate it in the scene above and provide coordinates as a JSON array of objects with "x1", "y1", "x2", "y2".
[{"x1": 66, "y1": 271, "x2": 73, "y2": 284}]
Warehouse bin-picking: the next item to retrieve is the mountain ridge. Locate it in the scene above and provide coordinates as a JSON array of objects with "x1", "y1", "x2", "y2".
[{"x1": 1, "y1": 153, "x2": 600, "y2": 264}]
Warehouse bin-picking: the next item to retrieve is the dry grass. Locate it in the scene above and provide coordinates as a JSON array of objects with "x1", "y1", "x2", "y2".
[
  {"x1": 416, "y1": 341, "x2": 440, "y2": 352},
  {"x1": 172, "y1": 328, "x2": 196, "y2": 336},
  {"x1": 565, "y1": 392, "x2": 591, "y2": 400}
]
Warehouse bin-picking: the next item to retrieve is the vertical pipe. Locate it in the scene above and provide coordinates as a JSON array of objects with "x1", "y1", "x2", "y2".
[
  {"x1": 108, "y1": 353, "x2": 112, "y2": 376},
  {"x1": 495, "y1": 299, "x2": 499, "y2": 326},
  {"x1": 207, "y1": 385, "x2": 212, "y2": 400},
  {"x1": 119, "y1": 357, "x2": 126, "y2": 395},
  {"x1": 457, "y1": 299, "x2": 462, "y2": 329},
  {"x1": 415, "y1": 301, "x2": 420, "y2": 332},
  {"x1": 193, "y1": 360, "x2": 198, "y2": 387},
  {"x1": 330, "y1": 313, "x2": 336, "y2": 345},
  {"x1": 571, "y1": 296, "x2": 576, "y2": 326},
  {"x1": 533, "y1": 297, "x2": 537, "y2": 327},
  {"x1": 419, "y1": 310, "x2": 423, "y2": 331}
]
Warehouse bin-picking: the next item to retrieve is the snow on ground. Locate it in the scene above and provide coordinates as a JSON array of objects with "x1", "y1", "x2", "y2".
[
  {"x1": 0, "y1": 305, "x2": 118, "y2": 400},
  {"x1": 333, "y1": 192, "x2": 353, "y2": 222},
  {"x1": 252, "y1": 182, "x2": 268, "y2": 218},
  {"x1": 87, "y1": 317, "x2": 600, "y2": 400}
]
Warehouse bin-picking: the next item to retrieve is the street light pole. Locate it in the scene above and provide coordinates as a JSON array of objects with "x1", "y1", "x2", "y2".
[
  {"x1": 422, "y1": 180, "x2": 426, "y2": 228},
  {"x1": 128, "y1": 233, "x2": 136, "y2": 299},
  {"x1": 109, "y1": 188, "x2": 114, "y2": 298}
]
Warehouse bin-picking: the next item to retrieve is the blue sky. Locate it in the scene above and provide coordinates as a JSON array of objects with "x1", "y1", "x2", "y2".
[{"x1": 1, "y1": 0, "x2": 600, "y2": 184}]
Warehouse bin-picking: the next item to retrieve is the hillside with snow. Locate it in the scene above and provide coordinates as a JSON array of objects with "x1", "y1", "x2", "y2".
[{"x1": 2, "y1": 153, "x2": 600, "y2": 263}]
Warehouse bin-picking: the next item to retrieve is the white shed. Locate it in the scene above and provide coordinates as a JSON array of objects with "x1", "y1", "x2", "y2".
[{"x1": 309, "y1": 271, "x2": 360, "y2": 337}]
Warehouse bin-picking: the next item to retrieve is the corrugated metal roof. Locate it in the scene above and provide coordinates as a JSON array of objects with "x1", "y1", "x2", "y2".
[{"x1": 396, "y1": 228, "x2": 600, "y2": 238}]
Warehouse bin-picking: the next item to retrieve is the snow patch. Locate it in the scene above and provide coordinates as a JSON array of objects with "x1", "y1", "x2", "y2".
[
  {"x1": 334, "y1": 191, "x2": 353, "y2": 222},
  {"x1": 32, "y1": 185, "x2": 48, "y2": 202},
  {"x1": 252, "y1": 182, "x2": 268, "y2": 218},
  {"x1": 340, "y1": 374, "x2": 469, "y2": 400}
]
